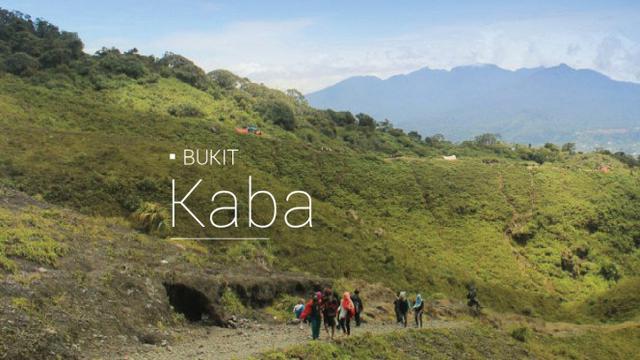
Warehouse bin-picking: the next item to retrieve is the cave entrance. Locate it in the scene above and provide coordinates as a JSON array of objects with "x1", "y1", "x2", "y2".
[{"x1": 163, "y1": 282, "x2": 217, "y2": 324}]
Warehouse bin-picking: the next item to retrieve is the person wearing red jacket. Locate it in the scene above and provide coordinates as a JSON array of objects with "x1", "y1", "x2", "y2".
[
  {"x1": 299, "y1": 293, "x2": 322, "y2": 340},
  {"x1": 338, "y1": 292, "x2": 356, "y2": 336}
]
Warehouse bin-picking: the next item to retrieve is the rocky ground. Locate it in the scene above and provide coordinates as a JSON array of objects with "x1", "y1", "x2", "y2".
[{"x1": 120, "y1": 319, "x2": 466, "y2": 360}]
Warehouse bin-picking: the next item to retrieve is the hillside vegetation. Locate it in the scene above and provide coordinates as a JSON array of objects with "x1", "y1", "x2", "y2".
[
  {"x1": 0, "y1": 8, "x2": 639, "y2": 359},
  {"x1": 260, "y1": 323, "x2": 640, "y2": 360}
]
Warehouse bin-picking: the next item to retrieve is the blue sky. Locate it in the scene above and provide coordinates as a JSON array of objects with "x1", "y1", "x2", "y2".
[{"x1": 4, "y1": 0, "x2": 640, "y2": 91}]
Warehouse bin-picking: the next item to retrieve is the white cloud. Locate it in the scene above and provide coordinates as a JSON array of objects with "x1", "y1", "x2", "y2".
[{"x1": 99, "y1": 10, "x2": 640, "y2": 92}]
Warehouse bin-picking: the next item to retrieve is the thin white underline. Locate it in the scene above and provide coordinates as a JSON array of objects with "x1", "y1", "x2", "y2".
[{"x1": 169, "y1": 237, "x2": 270, "y2": 241}]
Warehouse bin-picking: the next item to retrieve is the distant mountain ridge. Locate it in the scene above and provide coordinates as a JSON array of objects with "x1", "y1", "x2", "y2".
[{"x1": 307, "y1": 64, "x2": 640, "y2": 153}]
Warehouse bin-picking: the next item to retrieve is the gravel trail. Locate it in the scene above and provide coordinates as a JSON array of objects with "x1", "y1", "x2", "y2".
[{"x1": 125, "y1": 319, "x2": 465, "y2": 360}]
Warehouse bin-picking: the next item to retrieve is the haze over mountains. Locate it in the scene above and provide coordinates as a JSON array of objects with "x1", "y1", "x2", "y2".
[{"x1": 307, "y1": 64, "x2": 640, "y2": 154}]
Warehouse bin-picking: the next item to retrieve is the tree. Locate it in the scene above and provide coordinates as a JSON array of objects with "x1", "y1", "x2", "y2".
[
  {"x1": 561, "y1": 142, "x2": 576, "y2": 154},
  {"x1": 356, "y1": 113, "x2": 376, "y2": 130},
  {"x1": 474, "y1": 133, "x2": 501, "y2": 146},
  {"x1": 39, "y1": 47, "x2": 72, "y2": 68},
  {"x1": 408, "y1": 130, "x2": 422, "y2": 141},
  {"x1": 425, "y1": 134, "x2": 446, "y2": 146},
  {"x1": 158, "y1": 52, "x2": 208, "y2": 89},
  {"x1": 209, "y1": 69, "x2": 242, "y2": 90},
  {"x1": 12, "y1": 31, "x2": 41, "y2": 56},
  {"x1": 326, "y1": 110, "x2": 356, "y2": 126},
  {"x1": 544, "y1": 143, "x2": 559, "y2": 152},
  {"x1": 379, "y1": 118, "x2": 393, "y2": 132},
  {"x1": 257, "y1": 99, "x2": 296, "y2": 131},
  {"x1": 34, "y1": 19, "x2": 59, "y2": 39},
  {"x1": 0, "y1": 10, "x2": 85, "y2": 74},
  {"x1": 59, "y1": 31, "x2": 83, "y2": 58},
  {"x1": 612, "y1": 151, "x2": 640, "y2": 167},
  {"x1": 286, "y1": 89, "x2": 308, "y2": 106},
  {"x1": 5, "y1": 52, "x2": 38, "y2": 75},
  {"x1": 98, "y1": 51, "x2": 146, "y2": 78}
]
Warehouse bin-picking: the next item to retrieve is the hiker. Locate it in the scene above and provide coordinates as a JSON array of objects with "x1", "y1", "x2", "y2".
[
  {"x1": 321, "y1": 288, "x2": 331, "y2": 334},
  {"x1": 293, "y1": 298, "x2": 305, "y2": 329},
  {"x1": 466, "y1": 284, "x2": 480, "y2": 314},
  {"x1": 393, "y1": 292, "x2": 402, "y2": 324},
  {"x1": 300, "y1": 293, "x2": 322, "y2": 340},
  {"x1": 338, "y1": 292, "x2": 356, "y2": 336},
  {"x1": 351, "y1": 289, "x2": 364, "y2": 327},
  {"x1": 322, "y1": 292, "x2": 339, "y2": 339},
  {"x1": 398, "y1": 291, "x2": 409, "y2": 327},
  {"x1": 413, "y1": 294, "x2": 424, "y2": 328}
]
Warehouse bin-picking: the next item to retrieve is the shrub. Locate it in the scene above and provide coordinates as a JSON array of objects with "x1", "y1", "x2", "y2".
[
  {"x1": 326, "y1": 110, "x2": 356, "y2": 126},
  {"x1": 220, "y1": 288, "x2": 247, "y2": 316},
  {"x1": 226, "y1": 241, "x2": 274, "y2": 268},
  {"x1": 167, "y1": 103, "x2": 204, "y2": 117},
  {"x1": 511, "y1": 327, "x2": 529, "y2": 342},
  {"x1": 131, "y1": 202, "x2": 169, "y2": 234},
  {"x1": 5, "y1": 52, "x2": 39, "y2": 75},
  {"x1": 408, "y1": 131, "x2": 422, "y2": 141},
  {"x1": 256, "y1": 99, "x2": 296, "y2": 130},
  {"x1": 562, "y1": 142, "x2": 576, "y2": 154},
  {"x1": 208, "y1": 69, "x2": 242, "y2": 90},
  {"x1": 600, "y1": 262, "x2": 621, "y2": 281},
  {"x1": 474, "y1": 133, "x2": 501, "y2": 146},
  {"x1": 561, "y1": 249, "x2": 580, "y2": 277},
  {"x1": 544, "y1": 142, "x2": 559, "y2": 152},
  {"x1": 611, "y1": 151, "x2": 640, "y2": 167},
  {"x1": 158, "y1": 52, "x2": 208, "y2": 89},
  {"x1": 39, "y1": 48, "x2": 72, "y2": 68},
  {"x1": 97, "y1": 51, "x2": 146, "y2": 78},
  {"x1": 425, "y1": 133, "x2": 446, "y2": 146},
  {"x1": 356, "y1": 113, "x2": 376, "y2": 130}
]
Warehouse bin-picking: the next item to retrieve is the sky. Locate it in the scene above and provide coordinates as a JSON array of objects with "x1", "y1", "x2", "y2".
[{"x1": 4, "y1": 0, "x2": 640, "y2": 92}]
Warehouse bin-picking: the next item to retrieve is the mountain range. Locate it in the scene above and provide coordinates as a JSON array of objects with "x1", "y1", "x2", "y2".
[{"x1": 307, "y1": 64, "x2": 640, "y2": 153}]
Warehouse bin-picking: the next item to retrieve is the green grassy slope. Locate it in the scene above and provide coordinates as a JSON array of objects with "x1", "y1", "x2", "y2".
[
  {"x1": 259, "y1": 323, "x2": 640, "y2": 360},
  {"x1": 0, "y1": 5, "x2": 639, "y2": 328},
  {"x1": 1, "y1": 70, "x2": 639, "y2": 321}
]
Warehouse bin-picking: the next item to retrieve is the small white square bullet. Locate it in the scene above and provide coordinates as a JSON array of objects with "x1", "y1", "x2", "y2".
[{"x1": 169, "y1": 153, "x2": 176, "y2": 160}]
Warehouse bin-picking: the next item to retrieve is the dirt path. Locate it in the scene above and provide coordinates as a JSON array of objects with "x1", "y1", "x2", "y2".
[{"x1": 124, "y1": 319, "x2": 467, "y2": 360}]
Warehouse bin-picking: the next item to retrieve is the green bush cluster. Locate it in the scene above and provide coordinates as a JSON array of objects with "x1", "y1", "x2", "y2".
[
  {"x1": 0, "y1": 9, "x2": 83, "y2": 74},
  {"x1": 167, "y1": 103, "x2": 204, "y2": 117}
]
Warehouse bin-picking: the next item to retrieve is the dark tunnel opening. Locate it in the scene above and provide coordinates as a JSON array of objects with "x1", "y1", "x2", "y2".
[{"x1": 163, "y1": 282, "x2": 218, "y2": 324}]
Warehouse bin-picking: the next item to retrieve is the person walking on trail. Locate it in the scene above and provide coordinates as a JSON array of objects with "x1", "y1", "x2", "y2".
[
  {"x1": 293, "y1": 298, "x2": 306, "y2": 329},
  {"x1": 393, "y1": 292, "x2": 402, "y2": 324},
  {"x1": 398, "y1": 291, "x2": 410, "y2": 328},
  {"x1": 351, "y1": 289, "x2": 364, "y2": 327},
  {"x1": 322, "y1": 292, "x2": 339, "y2": 339},
  {"x1": 466, "y1": 284, "x2": 480, "y2": 315},
  {"x1": 338, "y1": 292, "x2": 356, "y2": 336},
  {"x1": 413, "y1": 294, "x2": 424, "y2": 328},
  {"x1": 300, "y1": 293, "x2": 322, "y2": 340},
  {"x1": 321, "y1": 288, "x2": 331, "y2": 334}
]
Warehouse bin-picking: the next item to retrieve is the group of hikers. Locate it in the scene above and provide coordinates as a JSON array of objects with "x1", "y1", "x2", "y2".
[
  {"x1": 293, "y1": 284, "x2": 481, "y2": 340},
  {"x1": 293, "y1": 288, "x2": 364, "y2": 340},
  {"x1": 393, "y1": 291, "x2": 426, "y2": 328}
]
